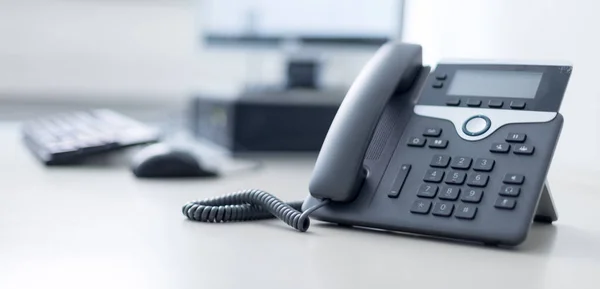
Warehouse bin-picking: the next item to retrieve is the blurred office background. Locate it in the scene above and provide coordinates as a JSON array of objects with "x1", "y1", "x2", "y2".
[
  {"x1": 0, "y1": 0, "x2": 380, "y2": 110},
  {"x1": 0, "y1": 0, "x2": 596, "y2": 180}
]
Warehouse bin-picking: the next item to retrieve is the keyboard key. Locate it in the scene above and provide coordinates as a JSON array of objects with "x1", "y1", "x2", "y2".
[
  {"x1": 439, "y1": 186, "x2": 460, "y2": 201},
  {"x1": 473, "y1": 158, "x2": 495, "y2": 172},
  {"x1": 423, "y1": 128, "x2": 442, "y2": 137},
  {"x1": 513, "y1": 144, "x2": 535, "y2": 155},
  {"x1": 410, "y1": 200, "x2": 432, "y2": 214},
  {"x1": 432, "y1": 202, "x2": 454, "y2": 217},
  {"x1": 490, "y1": 143, "x2": 510, "y2": 153},
  {"x1": 466, "y1": 173, "x2": 489, "y2": 187},
  {"x1": 388, "y1": 164, "x2": 411, "y2": 198},
  {"x1": 444, "y1": 171, "x2": 466, "y2": 185},
  {"x1": 424, "y1": 169, "x2": 444, "y2": 183},
  {"x1": 428, "y1": 139, "x2": 448, "y2": 149},
  {"x1": 461, "y1": 189, "x2": 483, "y2": 203},
  {"x1": 506, "y1": 133, "x2": 527, "y2": 143},
  {"x1": 430, "y1": 155, "x2": 451, "y2": 168},
  {"x1": 503, "y1": 174, "x2": 525, "y2": 184},
  {"x1": 455, "y1": 205, "x2": 477, "y2": 219},
  {"x1": 407, "y1": 137, "x2": 426, "y2": 147},
  {"x1": 494, "y1": 197, "x2": 516, "y2": 210},
  {"x1": 417, "y1": 184, "x2": 438, "y2": 198},
  {"x1": 499, "y1": 185, "x2": 521, "y2": 197}
]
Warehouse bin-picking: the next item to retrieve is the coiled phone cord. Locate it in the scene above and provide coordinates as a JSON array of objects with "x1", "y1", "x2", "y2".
[{"x1": 182, "y1": 189, "x2": 330, "y2": 232}]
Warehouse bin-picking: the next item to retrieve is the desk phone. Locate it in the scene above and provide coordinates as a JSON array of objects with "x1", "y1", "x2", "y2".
[{"x1": 183, "y1": 42, "x2": 572, "y2": 247}]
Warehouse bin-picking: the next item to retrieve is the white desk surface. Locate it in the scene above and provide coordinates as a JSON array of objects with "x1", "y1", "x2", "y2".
[{"x1": 0, "y1": 124, "x2": 599, "y2": 289}]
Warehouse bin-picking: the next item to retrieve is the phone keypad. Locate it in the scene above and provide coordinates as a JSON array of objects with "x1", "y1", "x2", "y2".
[
  {"x1": 404, "y1": 129, "x2": 533, "y2": 220},
  {"x1": 409, "y1": 153, "x2": 528, "y2": 220}
]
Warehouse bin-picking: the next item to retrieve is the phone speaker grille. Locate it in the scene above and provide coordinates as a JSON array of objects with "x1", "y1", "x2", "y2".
[{"x1": 365, "y1": 107, "x2": 397, "y2": 160}]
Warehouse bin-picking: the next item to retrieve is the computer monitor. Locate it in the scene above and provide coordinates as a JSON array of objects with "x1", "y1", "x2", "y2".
[{"x1": 199, "y1": 0, "x2": 403, "y2": 89}]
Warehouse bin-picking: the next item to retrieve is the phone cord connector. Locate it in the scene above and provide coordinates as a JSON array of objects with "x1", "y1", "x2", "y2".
[{"x1": 182, "y1": 189, "x2": 330, "y2": 232}]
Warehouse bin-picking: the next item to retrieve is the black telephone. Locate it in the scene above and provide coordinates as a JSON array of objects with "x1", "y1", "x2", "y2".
[{"x1": 183, "y1": 42, "x2": 572, "y2": 246}]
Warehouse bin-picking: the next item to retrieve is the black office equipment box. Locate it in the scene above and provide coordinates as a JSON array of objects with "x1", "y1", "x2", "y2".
[{"x1": 188, "y1": 88, "x2": 345, "y2": 152}]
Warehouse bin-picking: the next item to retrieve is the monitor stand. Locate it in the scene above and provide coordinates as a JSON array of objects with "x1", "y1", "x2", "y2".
[
  {"x1": 284, "y1": 57, "x2": 321, "y2": 89},
  {"x1": 242, "y1": 40, "x2": 332, "y2": 94},
  {"x1": 243, "y1": 53, "x2": 324, "y2": 93}
]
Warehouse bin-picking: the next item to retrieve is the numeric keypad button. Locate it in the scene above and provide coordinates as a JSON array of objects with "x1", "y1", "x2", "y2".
[
  {"x1": 424, "y1": 169, "x2": 444, "y2": 183},
  {"x1": 417, "y1": 184, "x2": 438, "y2": 198},
  {"x1": 467, "y1": 173, "x2": 489, "y2": 187},
  {"x1": 455, "y1": 205, "x2": 477, "y2": 220},
  {"x1": 450, "y1": 157, "x2": 472, "y2": 170},
  {"x1": 473, "y1": 158, "x2": 495, "y2": 172},
  {"x1": 439, "y1": 186, "x2": 460, "y2": 201},
  {"x1": 432, "y1": 202, "x2": 454, "y2": 217},
  {"x1": 410, "y1": 200, "x2": 432, "y2": 214},
  {"x1": 430, "y1": 155, "x2": 451, "y2": 168},
  {"x1": 444, "y1": 171, "x2": 466, "y2": 185},
  {"x1": 461, "y1": 189, "x2": 483, "y2": 203}
]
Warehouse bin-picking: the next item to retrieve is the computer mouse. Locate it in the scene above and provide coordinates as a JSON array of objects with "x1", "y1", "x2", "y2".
[{"x1": 131, "y1": 143, "x2": 218, "y2": 178}]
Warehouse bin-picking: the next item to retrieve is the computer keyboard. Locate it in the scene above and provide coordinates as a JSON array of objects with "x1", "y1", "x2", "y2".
[{"x1": 21, "y1": 109, "x2": 161, "y2": 165}]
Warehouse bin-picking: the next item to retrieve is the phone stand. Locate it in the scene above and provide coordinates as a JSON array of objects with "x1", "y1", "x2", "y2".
[{"x1": 533, "y1": 180, "x2": 558, "y2": 223}]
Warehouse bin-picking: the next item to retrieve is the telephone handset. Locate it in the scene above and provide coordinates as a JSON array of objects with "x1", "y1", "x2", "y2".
[
  {"x1": 183, "y1": 41, "x2": 572, "y2": 246},
  {"x1": 309, "y1": 43, "x2": 424, "y2": 202}
]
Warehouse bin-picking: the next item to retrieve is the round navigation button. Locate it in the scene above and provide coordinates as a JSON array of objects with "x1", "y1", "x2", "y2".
[{"x1": 463, "y1": 115, "x2": 491, "y2": 136}]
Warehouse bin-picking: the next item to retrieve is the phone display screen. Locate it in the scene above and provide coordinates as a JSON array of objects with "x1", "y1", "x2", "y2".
[{"x1": 447, "y1": 70, "x2": 542, "y2": 99}]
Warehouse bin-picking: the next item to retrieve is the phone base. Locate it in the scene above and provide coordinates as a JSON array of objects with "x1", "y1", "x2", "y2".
[{"x1": 533, "y1": 180, "x2": 558, "y2": 224}]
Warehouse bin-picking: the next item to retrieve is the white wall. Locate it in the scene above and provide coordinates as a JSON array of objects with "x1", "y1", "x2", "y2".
[
  {"x1": 0, "y1": 0, "x2": 193, "y2": 103},
  {"x1": 0, "y1": 0, "x2": 372, "y2": 104},
  {"x1": 403, "y1": 0, "x2": 598, "y2": 179}
]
